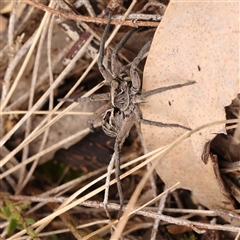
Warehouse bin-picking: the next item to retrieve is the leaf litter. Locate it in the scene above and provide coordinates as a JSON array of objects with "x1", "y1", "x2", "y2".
[{"x1": 0, "y1": 0, "x2": 240, "y2": 239}]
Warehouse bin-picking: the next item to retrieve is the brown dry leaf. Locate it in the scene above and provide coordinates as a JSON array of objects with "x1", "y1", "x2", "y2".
[{"x1": 141, "y1": 0, "x2": 239, "y2": 215}]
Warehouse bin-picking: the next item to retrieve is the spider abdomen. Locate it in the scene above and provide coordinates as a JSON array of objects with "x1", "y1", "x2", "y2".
[{"x1": 102, "y1": 108, "x2": 124, "y2": 138}]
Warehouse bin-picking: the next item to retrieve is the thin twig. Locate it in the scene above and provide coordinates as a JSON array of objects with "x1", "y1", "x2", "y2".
[
  {"x1": 3, "y1": 32, "x2": 36, "y2": 95},
  {"x1": 3, "y1": 194, "x2": 240, "y2": 221},
  {"x1": 80, "y1": 202, "x2": 240, "y2": 233},
  {"x1": 22, "y1": 0, "x2": 159, "y2": 27},
  {"x1": 150, "y1": 188, "x2": 168, "y2": 240},
  {"x1": 7, "y1": 0, "x2": 18, "y2": 55},
  {"x1": 114, "y1": 13, "x2": 162, "y2": 21},
  {"x1": 1, "y1": 0, "x2": 19, "y2": 104}
]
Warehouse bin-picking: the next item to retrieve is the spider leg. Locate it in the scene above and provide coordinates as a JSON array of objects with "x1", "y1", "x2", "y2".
[
  {"x1": 130, "y1": 40, "x2": 152, "y2": 94},
  {"x1": 134, "y1": 105, "x2": 191, "y2": 130},
  {"x1": 87, "y1": 102, "x2": 111, "y2": 131},
  {"x1": 97, "y1": 11, "x2": 113, "y2": 84},
  {"x1": 140, "y1": 80, "x2": 196, "y2": 100},
  {"x1": 113, "y1": 144, "x2": 124, "y2": 219},
  {"x1": 135, "y1": 81, "x2": 196, "y2": 130},
  {"x1": 113, "y1": 114, "x2": 135, "y2": 218},
  {"x1": 140, "y1": 118, "x2": 191, "y2": 130},
  {"x1": 58, "y1": 93, "x2": 110, "y2": 103},
  {"x1": 111, "y1": 28, "x2": 140, "y2": 76}
]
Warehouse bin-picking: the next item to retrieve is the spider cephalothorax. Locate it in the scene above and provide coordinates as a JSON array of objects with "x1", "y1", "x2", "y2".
[
  {"x1": 59, "y1": 11, "x2": 195, "y2": 217},
  {"x1": 102, "y1": 108, "x2": 124, "y2": 137}
]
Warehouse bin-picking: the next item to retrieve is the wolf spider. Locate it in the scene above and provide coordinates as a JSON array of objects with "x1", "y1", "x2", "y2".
[{"x1": 60, "y1": 11, "x2": 195, "y2": 217}]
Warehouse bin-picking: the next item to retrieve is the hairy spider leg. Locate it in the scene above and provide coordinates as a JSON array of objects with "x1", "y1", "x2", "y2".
[
  {"x1": 139, "y1": 81, "x2": 196, "y2": 130},
  {"x1": 140, "y1": 81, "x2": 196, "y2": 100},
  {"x1": 87, "y1": 102, "x2": 111, "y2": 131},
  {"x1": 58, "y1": 93, "x2": 111, "y2": 103},
  {"x1": 111, "y1": 27, "x2": 140, "y2": 77},
  {"x1": 130, "y1": 40, "x2": 152, "y2": 94},
  {"x1": 114, "y1": 113, "x2": 135, "y2": 218},
  {"x1": 140, "y1": 118, "x2": 191, "y2": 130},
  {"x1": 97, "y1": 11, "x2": 113, "y2": 84}
]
